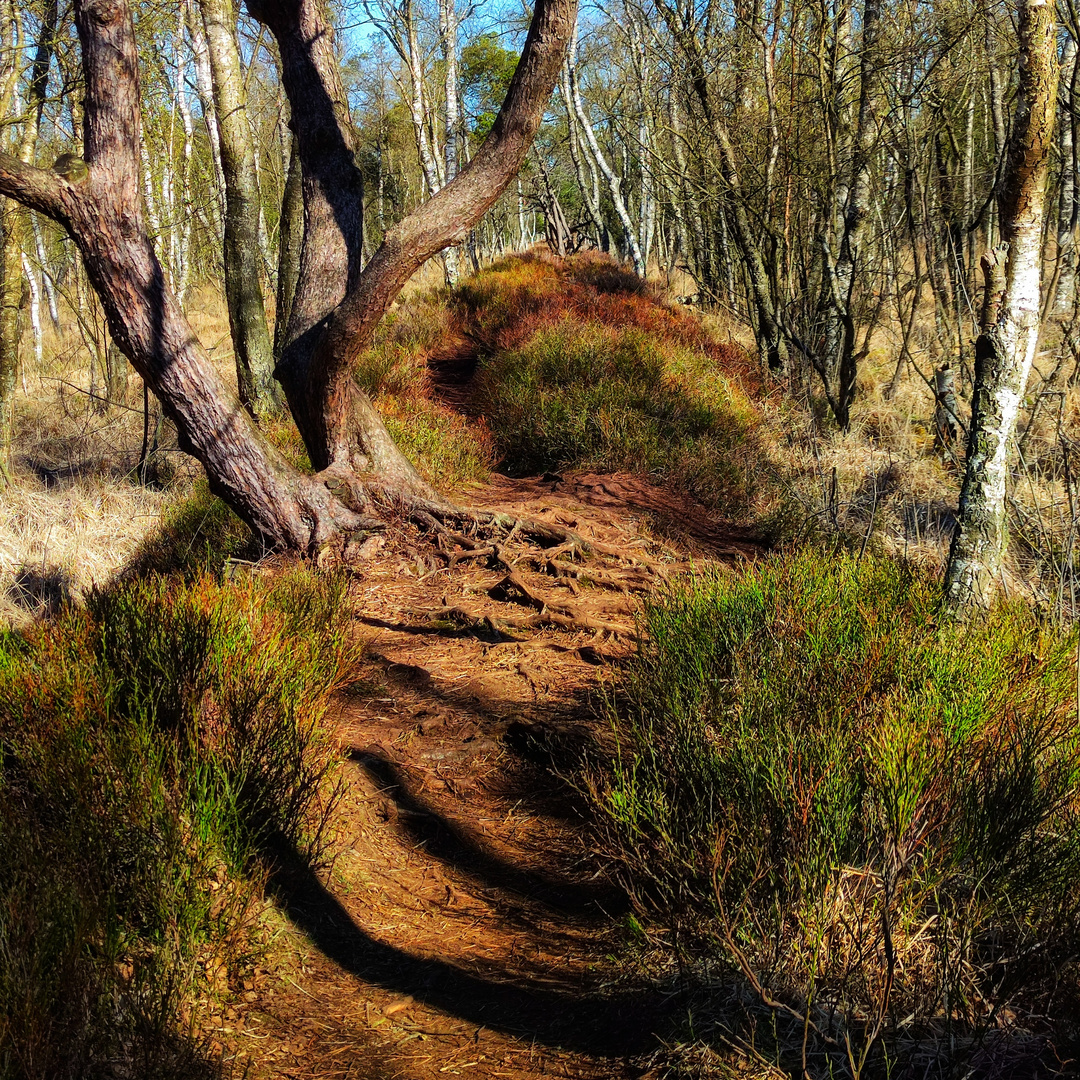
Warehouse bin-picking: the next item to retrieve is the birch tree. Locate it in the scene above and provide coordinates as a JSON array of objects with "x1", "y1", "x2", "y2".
[{"x1": 944, "y1": 0, "x2": 1058, "y2": 612}]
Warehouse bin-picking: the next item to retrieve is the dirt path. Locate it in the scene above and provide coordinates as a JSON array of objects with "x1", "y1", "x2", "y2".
[{"x1": 219, "y1": 477, "x2": 765, "y2": 1079}]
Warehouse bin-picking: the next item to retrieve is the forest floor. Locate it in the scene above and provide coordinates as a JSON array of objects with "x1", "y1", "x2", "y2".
[{"x1": 214, "y1": 471, "x2": 766, "y2": 1080}]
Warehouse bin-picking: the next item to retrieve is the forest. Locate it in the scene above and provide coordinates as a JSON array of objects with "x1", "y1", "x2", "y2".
[{"x1": 1, "y1": 0, "x2": 1080, "y2": 1077}]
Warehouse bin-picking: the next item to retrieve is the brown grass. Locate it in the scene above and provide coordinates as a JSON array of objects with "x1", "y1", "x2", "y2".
[{"x1": 0, "y1": 287, "x2": 235, "y2": 625}]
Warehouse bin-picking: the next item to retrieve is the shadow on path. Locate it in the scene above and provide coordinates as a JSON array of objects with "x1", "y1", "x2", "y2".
[{"x1": 264, "y1": 840, "x2": 667, "y2": 1059}]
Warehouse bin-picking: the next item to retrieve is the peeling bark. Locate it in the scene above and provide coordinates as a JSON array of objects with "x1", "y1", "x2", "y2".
[{"x1": 944, "y1": 0, "x2": 1058, "y2": 613}]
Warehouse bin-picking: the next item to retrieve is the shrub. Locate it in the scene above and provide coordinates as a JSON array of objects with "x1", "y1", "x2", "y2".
[
  {"x1": 598, "y1": 551, "x2": 1080, "y2": 1076},
  {"x1": 474, "y1": 318, "x2": 761, "y2": 516},
  {"x1": 354, "y1": 292, "x2": 456, "y2": 398},
  {"x1": 127, "y1": 478, "x2": 254, "y2": 578},
  {"x1": 382, "y1": 396, "x2": 494, "y2": 489},
  {"x1": 0, "y1": 568, "x2": 357, "y2": 1078}
]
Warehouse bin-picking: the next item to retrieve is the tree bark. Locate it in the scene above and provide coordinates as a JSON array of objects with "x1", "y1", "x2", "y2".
[
  {"x1": 815, "y1": 0, "x2": 881, "y2": 430},
  {"x1": 439, "y1": 0, "x2": 462, "y2": 283},
  {"x1": 1054, "y1": 34, "x2": 1078, "y2": 315},
  {"x1": 253, "y1": 0, "x2": 576, "y2": 494},
  {"x1": 0, "y1": 0, "x2": 576, "y2": 551},
  {"x1": 944, "y1": 0, "x2": 1058, "y2": 613},
  {"x1": 198, "y1": 0, "x2": 281, "y2": 417},
  {"x1": 274, "y1": 132, "x2": 303, "y2": 361}
]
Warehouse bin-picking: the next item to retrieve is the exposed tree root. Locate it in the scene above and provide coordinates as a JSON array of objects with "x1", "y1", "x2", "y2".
[
  {"x1": 346, "y1": 482, "x2": 670, "y2": 581},
  {"x1": 327, "y1": 478, "x2": 677, "y2": 645},
  {"x1": 412, "y1": 603, "x2": 635, "y2": 642}
]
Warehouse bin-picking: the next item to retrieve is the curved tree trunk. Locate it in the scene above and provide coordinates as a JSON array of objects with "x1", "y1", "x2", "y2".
[
  {"x1": 0, "y1": 0, "x2": 576, "y2": 552},
  {"x1": 253, "y1": 0, "x2": 576, "y2": 498}
]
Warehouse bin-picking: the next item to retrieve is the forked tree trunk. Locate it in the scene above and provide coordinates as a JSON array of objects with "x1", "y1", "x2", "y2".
[
  {"x1": 0, "y1": 0, "x2": 576, "y2": 551},
  {"x1": 816, "y1": 0, "x2": 881, "y2": 431},
  {"x1": 943, "y1": 0, "x2": 1058, "y2": 613}
]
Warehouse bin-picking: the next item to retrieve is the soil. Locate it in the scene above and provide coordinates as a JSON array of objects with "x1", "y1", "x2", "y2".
[{"x1": 210, "y1": 352, "x2": 768, "y2": 1078}]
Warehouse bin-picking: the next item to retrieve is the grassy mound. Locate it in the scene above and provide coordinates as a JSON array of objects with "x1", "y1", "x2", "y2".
[
  {"x1": 474, "y1": 317, "x2": 760, "y2": 515},
  {"x1": 596, "y1": 550, "x2": 1080, "y2": 1075},
  {"x1": 353, "y1": 252, "x2": 764, "y2": 516},
  {"x1": 0, "y1": 566, "x2": 357, "y2": 1078},
  {"x1": 463, "y1": 254, "x2": 762, "y2": 516}
]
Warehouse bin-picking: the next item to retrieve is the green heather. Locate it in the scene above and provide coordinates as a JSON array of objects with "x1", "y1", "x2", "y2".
[
  {"x1": 598, "y1": 550, "x2": 1080, "y2": 1074},
  {"x1": 0, "y1": 566, "x2": 357, "y2": 1078}
]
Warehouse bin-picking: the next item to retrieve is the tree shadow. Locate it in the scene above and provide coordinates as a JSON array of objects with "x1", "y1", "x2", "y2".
[
  {"x1": 7, "y1": 565, "x2": 73, "y2": 616},
  {"x1": 262, "y1": 835, "x2": 667, "y2": 1059},
  {"x1": 347, "y1": 746, "x2": 627, "y2": 919}
]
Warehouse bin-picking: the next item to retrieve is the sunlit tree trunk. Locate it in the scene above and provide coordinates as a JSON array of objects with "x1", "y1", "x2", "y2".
[
  {"x1": 0, "y1": 0, "x2": 56, "y2": 474},
  {"x1": 565, "y1": 13, "x2": 645, "y2": 275},
  {"x1": 1054, "y1": 34, "x2": 1078, "y2": 315},
  {"x1": 199, "y1": 0, "x2": 281, "y2": 417},
  {"x1": 944, "y1": 0, "x2": 1058, "y2": 613},
  {"x1": 439, "y1": 0, "x2": 461, "y2": 283}
]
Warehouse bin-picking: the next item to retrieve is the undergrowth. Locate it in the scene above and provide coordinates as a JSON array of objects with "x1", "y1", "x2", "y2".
[
  {"x1": 355, "y1": 292, "x2": 494, "y2": 489},
  {"x1": 597, "y1": 550, "x2": 1080, "y2": 1077},
  {"x1": 354, "y1": 251, "x2": 766, "y2": 516},
  {"x1": 474, "y1": 317, "x2": 761, "y2": 516},
  {"x1": 0, "y1": 566, "x2": 358, "y2": 1078}
]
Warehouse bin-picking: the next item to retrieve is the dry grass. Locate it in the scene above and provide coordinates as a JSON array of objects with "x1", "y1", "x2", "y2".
[
  {"x1": 0, "y1": 286, "x2": 236, "y2": 625},
  {"x1": 760, "y1": 313, "x2": 1080, "y2": 615}
]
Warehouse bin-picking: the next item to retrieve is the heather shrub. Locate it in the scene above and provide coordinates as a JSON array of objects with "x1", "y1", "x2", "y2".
[
  {"x1": 475, "y1": 318, "x2": 761, "y2": 516},
  {"x1": 597, "y1": 551, "x2": 1080, "y2": 1076},
  {"x1": 0, "y1": 568, "x2": 357, "y2": 1078}
]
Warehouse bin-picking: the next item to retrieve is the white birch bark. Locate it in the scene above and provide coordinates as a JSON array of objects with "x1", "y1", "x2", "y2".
[
  {"x1": 32, "y1": 213, "x2": 58, "y2": 328},
  {"x1": 20, "y1": 251, "x2": 41, "y2": 368},
  {"x1": 945, "y1": 0, "x2": 1059, "y2": 613},
  {"x1": 438, "y1": 0, "x2": 460, "y2": 281},
  {"x1": 566, "y1": 13, "x2": 645, "y2": 274},
  {"x1": 1054, "y1": 34, "x2": 1078, "y2": 315},
  {"x1": 185, "y1": 0, "x2": 225, "y2": 235}
]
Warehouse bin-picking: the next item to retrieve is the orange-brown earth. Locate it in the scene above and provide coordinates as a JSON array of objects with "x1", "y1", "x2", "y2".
[{"x1": 207, "y1": 472, "x2": 765, "y2": 1080}]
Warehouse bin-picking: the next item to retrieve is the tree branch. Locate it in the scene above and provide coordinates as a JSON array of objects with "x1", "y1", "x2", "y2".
[
  {"x1": 0, "y1": 151, "x2": 73, "y2": 221},
  {"x1": 315, "y1": 0, "x2": 577, "y2": 374}
]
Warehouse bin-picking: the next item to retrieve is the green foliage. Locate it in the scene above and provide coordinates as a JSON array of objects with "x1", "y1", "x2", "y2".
[
  {"x1": 599, "y1": 551, "x2": 1080, "y2": 1073},
  {"x1": 129, "y1": 479, "x2": 253, "y2": 578},
  {"x1": 353, "y1": 290, "x2": 494, "y2": 489},
  {"x1": 0, "y1": 568, "x2": 358, "y2": 1078},
  {"x1": 460, "y1": 32, "x2": 519, "y2": 139},
  {"x1": 383, "y1": 397, "x2": 494, "y2": 489},
  {"x1": 354, "y1": 294, "x2": 453, "y2": 399},
  {"x1": 475, "y1": 318, "x2": 760, "y2": 515}
]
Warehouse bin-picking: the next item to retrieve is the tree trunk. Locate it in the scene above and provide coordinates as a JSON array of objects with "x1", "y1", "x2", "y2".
[
  {"x1": 0, "y1": 0, "x2": 56, "y2": 474},
  {"x1": 0, "y1": 0, "x2": 576, "y2": 551},
  {"x1": 944, "y1": 0, "x2": 1058, "y2": 613},
  {"x1": 815, "y1": 0, "x2": 882, "y2": 430},
  {"x1": 565, "y1": 14, "x2": 645, "y2": 276},
  {"x1": 439, "y1": 0, "x2": 462, "y2": 284},
  {"x1": 198, "y1": 0, "x2": 281, "y2": 418},
  {"x1": 1054, "y1": 34, "x2": 1078, "y2": 315},
  {"x1": 274, "y1": 133, "x2": 303, "y2": 361}
]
